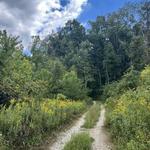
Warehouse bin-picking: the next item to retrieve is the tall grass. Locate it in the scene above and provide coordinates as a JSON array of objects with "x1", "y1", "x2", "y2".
[
  {"x1": 0, "y1": 99, "x2": 86, "y2": 149},
  {"x1": 83, "y1": 103, "x2": 101, "y2": 128},
  {"x1": 105, "y1": 66, "x2": 150, "y2": 150},
  {"x1": 63, "y1": 132, "x2": 93, "y2": 150}
]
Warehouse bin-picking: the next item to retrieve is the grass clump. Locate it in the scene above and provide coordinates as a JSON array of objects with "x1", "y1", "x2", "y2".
[
  {"x1": 83, "y1": 103, "x2": 101, "y2": 128},
  {"x1": 63, "y1": 132, "x2": 93, "y2": 150}
]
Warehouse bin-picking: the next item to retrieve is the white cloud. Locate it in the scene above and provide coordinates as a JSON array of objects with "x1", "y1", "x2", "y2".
[{"x1": 0, "y1": 0, "x2": 88, "y2": 49}]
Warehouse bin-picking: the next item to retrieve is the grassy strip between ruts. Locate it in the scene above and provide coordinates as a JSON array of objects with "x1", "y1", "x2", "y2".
[
  {"x1": 63, "y1": 132, "x2": 93, "y2": 150},
  {"x1": 83, "y1": 102, "x2": 101, "y2": 128}
]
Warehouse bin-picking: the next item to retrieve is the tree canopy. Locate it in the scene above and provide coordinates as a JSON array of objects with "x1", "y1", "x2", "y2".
[{"x1": 0, "y1": 1, "x2": 149, "y2": 103}]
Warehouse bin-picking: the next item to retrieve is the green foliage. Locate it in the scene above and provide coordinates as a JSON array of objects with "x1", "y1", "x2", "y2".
[
  {"x1": 105, "y1": 66, "x2": 150, "y2": 150},
  {"x1": 128, "y1": 36, "x2": 146, "y2": 70},
  {"x1": 0, "y1": 30, "x2": 20, "y2": 73},
  {"x1": 0, "y1": 99, "x2": 86, "y2": 148},
  {"x1": 140, "y1": 65, "x2": 150, "y2": 86},
  {"x1": 56, "y1": 93, "x2": 67, "y2": 100},
  {"x1": 0, "y1": 134, "x2": 8, "y2": 150},
  {"x1": 63, "y1": 132, "x2": 92, "y2": 150},
  {"x1": 0, "y1": 30, "x2": 21, "y2": 103},
  {"x1": 83, "y1": 103, "x2": 101, "y2": 128},
  {"x1": 48, "y1": 59, "x2": 65, "y2": 97},
  {"x1": 0, "y1": 1, "x2": 149, "y2": 149},
  {"x1": 2, "y1": 52, "x2": 33, "y2": 98},
  {"x1": 102, "y1": 67, "x2": 140, "y2": 100},
  {"x1": 61, "y1": 71, "x2": 87, "y2": 100},
  {"x1": 0, "y1": 1, "x2": 149, "y2": 102}
]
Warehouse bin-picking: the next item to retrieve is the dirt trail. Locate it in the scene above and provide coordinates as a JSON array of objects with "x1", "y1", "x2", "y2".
[
  {"x1": 48, "y1": 113, "x2": 86, "y2": 150},
  {"x1": 90, "y1": 105, "x2": 113, "y2": 150},
  {"x1": 48, "y1": 105, "x2": 113, "y2": 150}
]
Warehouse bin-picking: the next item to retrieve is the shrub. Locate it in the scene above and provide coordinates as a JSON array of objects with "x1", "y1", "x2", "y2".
[
  {"x1": 57, "y1": 93, "x2": 67, "y2": 100},
  {"x1": 140, "y1": 65, "x2": 150, "y2": 86},
  {"x1": 0, "y1": 133, "x2": 8, "y2": 150},
  {"x1": 102, "y1": 68, "x2": 140, "y2": 100},
  {"x1": 61, "y1": 71, "x2": 87, "y2": 100}
]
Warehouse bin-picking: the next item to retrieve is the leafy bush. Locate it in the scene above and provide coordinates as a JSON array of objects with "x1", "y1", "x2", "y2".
[
  {"x1": 140, "y1": 65, "x2": 150, "y2": 86},
  {"x1": 0, "y1": 133, "x2": 8, "y2": 150},
  {"x1": 61, "y1": 71, "x2": 87, "y2": 100},
  {"x1": 63, "y1": 132, "x2": 93, "y2": 150},
  {"x1": 0, "y1": 99, "x2": 86, "y2": 149},
  {"x1": 57, "y1": 93, "x2": 67, "y2": 100}
]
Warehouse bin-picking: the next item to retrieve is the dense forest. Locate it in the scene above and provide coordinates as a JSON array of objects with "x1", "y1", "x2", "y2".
[{"x1": 0, "y1": 1, "x2": 150, "y2": 149}]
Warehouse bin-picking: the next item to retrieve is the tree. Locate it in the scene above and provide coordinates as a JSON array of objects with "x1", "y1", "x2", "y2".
[
  {"x1": 61, "y1": 71, "x2": 87, "y2": 100},
  {"x1": 88, "y1": 16, "x2": 106, "y2": 97},
  {"x1": 103, "y1": 42, "x2": 120, "y2": 83},
  {"x1": 0, "y1": 31, "x2": 22, "y2": 103},
  {"x1": 128, "y1": 36, "x2": 146, "y2": 70},
  {"x1": 139, "y1": 1, "x2": 150, "y2": 47},
  {"x1": 0, "y1": 30, "x2": 21, "y2": 78},
  {"x1": 2, "y1": 51, "x2": 33, "y2": 98},
  {"x1": 76, "y1": 40, "x2": 93, "y2": 88},
  {"x1": 48, "y1": 59, "x2": 65, "y2": 97}
]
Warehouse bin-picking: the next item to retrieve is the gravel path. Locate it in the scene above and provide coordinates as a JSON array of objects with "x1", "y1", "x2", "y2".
[
  {"x1": 48, "y1": 105, "x2": 113, "y2": 150},
  {"x1": 48, "y1": 113, "x2": 86, "y2": 150},
  {"x1": 90, "y1": 105, "x2": 113, "y2": 150}
]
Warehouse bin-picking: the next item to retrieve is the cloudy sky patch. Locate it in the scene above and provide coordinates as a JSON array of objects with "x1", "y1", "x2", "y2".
[{"x1": 0, "y1": 0, "x2": 88, "y2": 48}]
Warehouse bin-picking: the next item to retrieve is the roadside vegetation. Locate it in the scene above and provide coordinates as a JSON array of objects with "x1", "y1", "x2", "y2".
[
  {"x1": 83, "y1": 103, "x2": 101, "y2": 128},
  {"x1": 0, "y1": 99, "x2": 86, "y2": 149},
  {"x1": 104, "y1": 66, "x2": 150, "y2": 150},
  {"x1": 63, "y1": 132, "x2": 93, "y2": 150}
]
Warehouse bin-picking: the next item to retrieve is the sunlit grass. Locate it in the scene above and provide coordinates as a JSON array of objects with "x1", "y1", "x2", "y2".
[
  {"x1": 63, "y1": 132, "x2": 93, "y2": 150},
  {"x1": 0, "y1": 99, "x2": 86, "y2": 148}
]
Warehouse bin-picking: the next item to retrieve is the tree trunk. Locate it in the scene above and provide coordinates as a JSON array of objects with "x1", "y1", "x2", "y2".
[{"x1": 105, "y1": 64, "x2": 109, "y2": 84}]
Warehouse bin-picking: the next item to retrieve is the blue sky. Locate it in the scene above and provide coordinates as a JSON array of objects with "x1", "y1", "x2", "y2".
[
  {"x1": 78, "y1": 0, "x2": 141, "y2": 24},
  {"x1": 0, "y1": 0, "x2": 142, "y2": 52}
]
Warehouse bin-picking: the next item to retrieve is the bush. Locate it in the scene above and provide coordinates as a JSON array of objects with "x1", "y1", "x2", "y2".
[
  {"x1": 102, "y1": 68, "x2": 140, "y2": 100},
  {"x1": 140, "y1": 65, "x2": 150, "y2": 86},
  {"x1": 63, "y1": 132, "x2": 93, "y2": 150},
  {"x1": 61, "y1": 71, "x2": 87, "y2": 100},
  {"x1": 57, "y1": 93, "x2": 67, "y2": 100},
  {"x1": 0, "y1": 134, "x2": 8, "y2": 150}
]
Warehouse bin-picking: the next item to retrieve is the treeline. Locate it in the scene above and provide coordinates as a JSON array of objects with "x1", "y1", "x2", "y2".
[
  {"x1": 0, "y1": 1, "x2": 149, "y2": 103},
  {"x1": 31, "y1": 0, "x2": 150, "y2": 98}
]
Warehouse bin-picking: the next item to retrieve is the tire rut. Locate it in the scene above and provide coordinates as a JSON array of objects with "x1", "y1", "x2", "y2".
[{"x1": 90, "y1": 105, "x2": 113, "y2": 150}]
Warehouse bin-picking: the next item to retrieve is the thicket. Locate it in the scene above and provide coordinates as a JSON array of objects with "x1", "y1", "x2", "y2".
[
  {"x1": 0, "y1": 99, "x2": 86, "y2": 149},
  {"x1": 105, "y1": 66, "x2": 150, "y2": 150}
]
